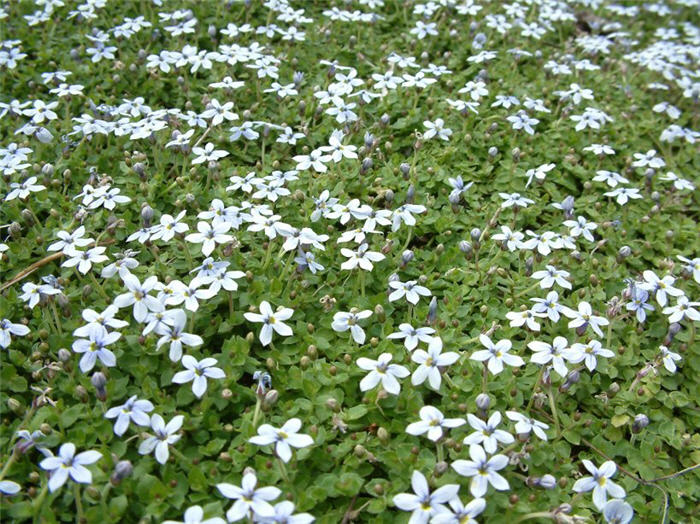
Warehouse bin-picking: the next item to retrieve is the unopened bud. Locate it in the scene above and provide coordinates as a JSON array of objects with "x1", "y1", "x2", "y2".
[
  {"x1": 475, "y1": 393, "x2": 490, "y2": 411},
  {"x1": 427, "y1": 297, "x2": 438, "y2": 325},
  {"x1": 111, "y1": 461, "x2": 133, "y2": 485},
  {"x1": 632, "y1": 414, "x2": 649, "y2": 433},
  {"x1": 91, "y1": 372, "x2": 107, "y2": 401}
]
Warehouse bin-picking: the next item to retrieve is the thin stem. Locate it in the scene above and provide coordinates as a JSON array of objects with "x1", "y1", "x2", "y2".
[
  {"x1": 482, "y1": 365, "x2": 488, "y2": 393},
  {"x1": 32, "y1": 482, "x2": 49, "y2": 520},
  {"x1": 0, "y1": 447, "x2": 19, "y2": 481},
  {"x1": 74, "y1": 483, "x2": 85, "y2": 521},
  {"x1": 525, "y1": 366, "x2": 546, "y2": 413},
  {"x1": 276, "y1": 456, "x2": 289, "y2": 482},
  {"x1": 50, "y1": 300, "x2": 63, "y2": 335},
  {"x1": 436, "y1": 442, "x2": 444, "y2": 463},
  {"x1": 547, "y1": 385, "x2": 561, "y2": 437},
  {"x1": 252, "y1": 397, "x2": 262, "y2": 429},
  {"x1": 87, "y1": 272, "x2": 110, "y2": 301}
]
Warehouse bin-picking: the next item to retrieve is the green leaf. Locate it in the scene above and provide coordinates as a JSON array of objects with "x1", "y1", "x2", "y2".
[{"x1": 346, "y1": 405, "x2": 368, "y2": 420}]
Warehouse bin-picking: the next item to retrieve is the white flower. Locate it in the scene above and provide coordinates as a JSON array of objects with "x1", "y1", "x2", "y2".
[
  {"x1": 491, "y1": 226, "x2": 524, "y2": 252},
  {"x1": 604, "y1": 187, "x2": 642, "y2": 205},
  {"x1": 47, "y1": 226, "x2": 93, "y2": 253},
  {"x1": 249, "y1": 418, "x2": 314, "y2": 463},
  {"x1": 470, "y1": 335, "x2": 524, "y2": 375},
  {"x1": 662, "y1": 296, "x2": 700, "y2": 323},
  {"x1": 430, "y1": 497, "x2": 486, "y2": 524},
  {"x1": 172, "y1": 355, "x2": 225, "y2": 397},
  {"x1": 39, "y1": 443, "x2": 101, "y2": 493},
  {"x1": 256, "y1": 501, "x2": 315, "y2": 524},
  {"x1": 156, "y1": 310, "x2": 203, "y2": 361},
  {"x1": 569, "y1": 340, "x2": 614, "y2": 372},
  {"x1": 528, "y1": 336, "x2": 579, "y2": 377},
  {"x1": 0, "y1": 318, "x2": 30, "y2": 349},
  {"x1": 451, "y1": 444, "x2": 509, "y2": 497},
  {"x1": 530, "y1": 291, "x2": 564, "y2": 322},
  {"x1": 71, "y1": 325, "x2": 120, "y2": 373},
  {"x1": 563, "y1": 216, "x2": 597, "y2": 242},
  {"x1": 105, "y1": 395, "x2": 154, "y2": 436},
  {"x1": 412, "y1": 337, "x2": 460, "y2": 389},
  {"x1": 192, "y1": 142, "x2": 229, "y2": 164},
  {"x1": 73, "y1": 305, "x2": 128, "y2": 337},
  {"x1": 185, "y1": 221, "x2": 233, "y2": 257},
  {"x1": 423, "y1": 118, "x2": 452, "y2": 141},
  {"x1": 562, "y1": 301, "x2": 609, "y2": 337},
  {"x1": 356, "y1": 353, "x2": 410, "y2": 395},
  {"x1": 659, "y1": 345, "x2": 681, "y2": 373},
  {"x1": 531, "y1": 265, "x2": 571, "y2": 290},
  {"x1": 499, "y1": 192, "x2": 534, "y2": 209},
  {"x1": 388, "y1": 280, "x2": 432, "y2": 305},
  {"x1": 20, "y1": 282, "x2": 58, "y2": 309},
  {"x1": 463, "y1": 412, "x2": 514, "y2": 453},
  {"x1": 387, "y1": 323, "x2": 435, "y2": 351},
  {"x1": 138, "y1": 414, "x2": 184, "y2": 465},
  {"x1": 392, "y1": 470, "x2": 460, "y2": 524},
  {"x1": 113, "y1": 274, "x2": 161, "y2": 323},
  {"x1": 505, "y1": 309, "x2": 544, "y2": 331},
  {"x1": 602, "y1": 499, "x2": 634, "y2": 524},
  {"x1": 5, "y1": 176, "x2": 45, "y2": 201},
  {"x1": 151, "y1": 211, "x2": 189, "y2": 242},
  {"x1": 340, "y1": 243, "x2": 385, "y2": 271},
  {"x1": 677, "y1": 255, "x2": 700, "y2": 284},
  {"x1": 162, "y1": 505, "x2": 226, "y2": 524},
  {"x1": 243, "y1": 301, "x2": 294, "y2": 346},
  {"x1": 61, "y1": 246, "x2": 109, "y2": 274},
  {"x1": 331, "y1": 310, "x2": 372, "y2": 344},
  {"x1": 405, "y1": 405, "x2": 465, "y2": 442},
  {"x1": 572, "y1": 460, "x2": 625, "y2": 510},
  {"x1": 638, "y1": 270, "x2": 683, "y2": 307},
  {"x1": 217, "y1": 472, "x2": 281, "y2": 522},
  {"x1": 593, "y1": 170, "x2": 628, "y2": 187},
  {"x1": 505, "y1": 411, "x2": 549, "y2": 441}
]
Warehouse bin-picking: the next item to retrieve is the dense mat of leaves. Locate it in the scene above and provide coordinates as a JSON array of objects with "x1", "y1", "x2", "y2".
[{"x1": 1, "y1": 0, "x2": 699, "y2": 523}]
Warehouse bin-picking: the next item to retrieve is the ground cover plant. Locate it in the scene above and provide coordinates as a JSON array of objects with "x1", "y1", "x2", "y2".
[{"x1": 0, "y1": 0, "x2": 699, "y2": 522}]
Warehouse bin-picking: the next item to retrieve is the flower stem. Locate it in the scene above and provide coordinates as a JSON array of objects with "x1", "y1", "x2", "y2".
[
  {"x1": 74, "y1": 483, "x2": 85, "y2": 521},
  {"x1": 87, "y1": 272, "x2": 110, "y2": 301},
  {"x1": 525, "y1": 366, "x2": 545, "y2": 412},
  {"x1": 32, "y1": 482, "x2": 49, "y2": 519},
  {"x1": 547, "y1": 384, "x2": 561, "y2": 437},
  {"x1": 49, "y1": 300, "x2": 63, "y2": 335},
  {"x1": 276, "y1": 456, "x2": 289, "y2": 482},
  {"x1": 0, "y1": 447, "x2": 19, "y2": 482},
  {"x1": 436, "y1": 442, "x2": 444, "y2": 463},
  {"x1": 252, "y1": 397, "x2": 262, "y2": 430}
]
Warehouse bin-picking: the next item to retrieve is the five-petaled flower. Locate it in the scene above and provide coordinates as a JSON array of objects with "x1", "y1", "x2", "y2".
[
  {"x1": 249, "y1": 418, "x2": 314, "y2": 463},
  {"x1": 39, "y1": 443, "x2": 101, "y2": 493}
]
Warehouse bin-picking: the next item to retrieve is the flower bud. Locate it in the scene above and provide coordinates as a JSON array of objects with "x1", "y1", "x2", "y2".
[
  {"x1": 262, "y1": 389, "x2": 278, "y2": 410},
  {"x1": 406, "y1": 184, "x2": 415, "y2": 204},
  {"x1": 459, "y1": 240, "x2": 472, "y2": 256},
  {"x1": 488, "y1": 146, "x2": 498, "y2": 157},
  {"x1": 377, "y1": 427, "x2": 389, "y2": 443},
  {"x1": 380, "y1": 113, "x2": 390, "y2": 126},
  {"x1": 427, "y1": 297, "x2": 438, "y2": 326},
  {"x1": 632, "y1": 414, "x2": 649, "y2": 433},
  {"x1": 434, "y1": 461, "x2": 448, "y2": 476},
  {"x1": 374, "y1": 304, "x2": 385, "y2": 323},
  {"x1": 475, "y1": 393, "x2": 490, "y2": 411},
  {"x1": 141, "y1": 205, "x2": 154, "y2": 227},
  {"x1": 325, "y1": 398, "x2": 340, "y2": 412},
  {"x1": 111, "y1": 461, "x2": 133, "y2": 485},
  {"x1": 91, "y1": 372, "x2": 107, "y2": 401},
  {"x1": 75, "y1": 385, "x2": 88, "y2": 402},
  {"x1": 400, "y1": 250, "x2": 414, "y2": 267},
  {"x1": 399, "y1": 163, "x2": 410, "y2": 177},
  {"x1": 361, "y1": 157, "x2": 373, "y2": 174}
]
